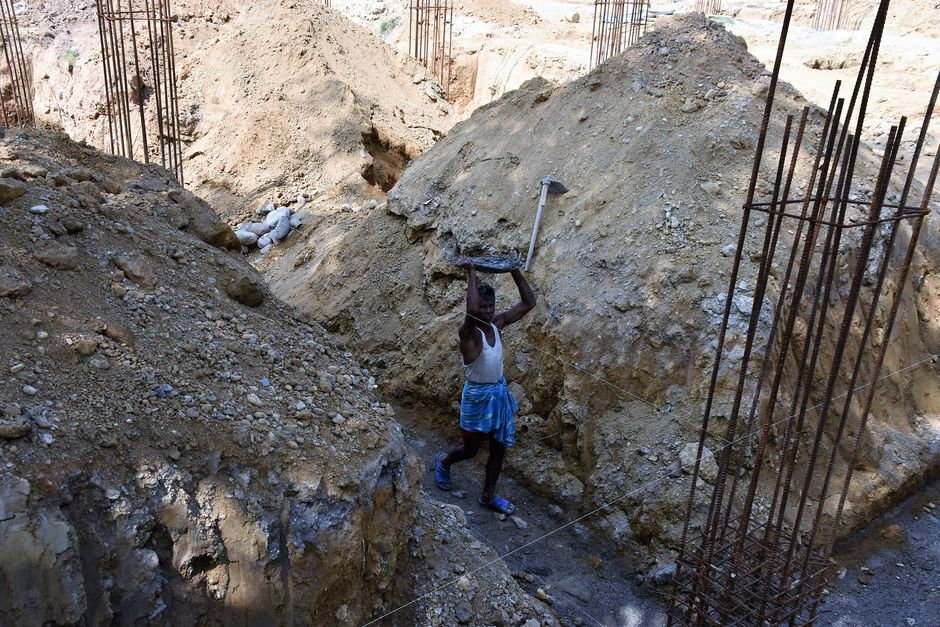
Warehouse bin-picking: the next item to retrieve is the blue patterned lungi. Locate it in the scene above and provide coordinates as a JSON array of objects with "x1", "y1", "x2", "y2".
[{"x1": 459, "y1": 377, "x2": 518, "y2": 447}]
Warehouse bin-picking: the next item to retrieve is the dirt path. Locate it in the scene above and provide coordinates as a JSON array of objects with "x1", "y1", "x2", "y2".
[
  {"x1": 394, "y1": 409, "x2": 668, "y2": 627},
  {"x1": 396, "y1": 406, "x2": 939, "y2": 627}
]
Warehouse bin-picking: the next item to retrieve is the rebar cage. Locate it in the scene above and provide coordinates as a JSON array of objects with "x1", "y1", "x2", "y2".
[
  {"x1": 96, "y1": 0, "x2": 183, "y2": 184},
  {"x1": 0, "y1": 0, "x2": 33, "y2": 127},
  {"x1": 669, "y1": 0, "x2": 938, "y2": 623},
  {"x1": 407, "y1": 0, "x2": 453, "y2": 100},
  {"x1": 814, "y1": 0, "x2": 859, "y2": 31},
  {"x1": 589, "y1": 0, "x2": 650, "y2": 70},
  {"x1": 695, "y1": 0, "x2": 723, "y2": 15}
]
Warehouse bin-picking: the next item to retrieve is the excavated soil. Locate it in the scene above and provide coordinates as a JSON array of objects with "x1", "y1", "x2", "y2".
[
  {"x1": 262, "y1": 13, "x2": 940, "y2": 571},
  {"x1": 26, "y1": 0, "x2": 457, "y2": 220},
  {"x1": 0, "y1": 127, "x2": 548, "y2": 626}
]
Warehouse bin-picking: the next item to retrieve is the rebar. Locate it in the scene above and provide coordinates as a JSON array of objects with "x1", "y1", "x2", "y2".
[
  {"x1": 814, "y1": 0, "x2": 858, "y2": 31},
  {"x1": 589, "y1": 0, "x2": 650, "y2": 70},
  {"x1": 95, "y1": 0, "x2": 183, "y2": 184},
  {"x1": 407, "y1": 0, "x2": 453, "y2": 100},
  {"x1": 668, "y1": 0, "x2": 938, "y2": 623},
  {"x1": 0, "y1": 0, "x2": 34, "y2": 127},
  {"x1": 695, "y1": 0, "x2": 723, "y2": 15}
]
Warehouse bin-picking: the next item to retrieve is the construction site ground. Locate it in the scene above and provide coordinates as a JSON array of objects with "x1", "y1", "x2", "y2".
[{"x1": 3, "y1": 0, "x2": 939, "y2": 625}]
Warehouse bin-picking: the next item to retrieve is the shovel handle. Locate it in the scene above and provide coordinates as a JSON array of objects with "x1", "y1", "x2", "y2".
[{"x1": 525, "y1": 183, "x2": 551, "y2": 272}]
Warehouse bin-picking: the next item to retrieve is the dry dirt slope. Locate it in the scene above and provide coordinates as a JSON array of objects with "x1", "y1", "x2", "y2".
[
  {"x1": 0, "y1": 127, "x2": 547, "y2": 626},
  {"x1": 27, "y1": 0, "x2": 457, "y2": 219},
  {"x1": 265, "y1": 13, "x2": 940, "y2": 566}
]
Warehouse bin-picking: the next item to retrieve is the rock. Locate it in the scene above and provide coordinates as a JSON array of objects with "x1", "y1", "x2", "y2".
[
  {"x1": 455, "y1": 602, "x2": 472, "y2": 624},
  {"x1": 103, "y1": 322, "x2": 136, "y2": 347},
  {"x1": 264, "y1": 206, "x2": 291, "y2": 228},
  {"x1": 680, "y1": 98, "x2": 700, "y2": 113},
  {"x1": 62, "y1": 219, "x2": 84, "y2": 234},
  {"x1": 34, "y1": 243, "x2": 80, "y2": 270},
  {"x1": 721, "y1": 244, "x2": 736, "y2": 257},
  {"x1": 113, "y1": 253, "x2": 156, "y2": 289},
  {"x1": 269, "y1": 216, "x2": 291, "y2": 243},
  {"x1": 74, "y1": 336, "x2": 99, "y2": 356},
  {"x1": 289, "y1": 212, "x2": 309, "y2": 228},
  {"x1": 167, "y1": 188, "x2": 239, "y2": 250},
  {"x1": 701, "y1": 181, "x2": 721, "y2": 195},
  {"x1": 257, "y1": 201, "x2": 275, "y2": 215},
  {"x1": 0, "y1": 271, "x2": 31, "y2": 298},
  {"x1": 224, "y1": 270, "x2": 265, "y2": 307},
  {"x1": 0, "y1": 417, "x2": 31, "y2": 439},
  {"x1": 0, "y1": 177, "x2": 27, "y2": 203},
  {"x1": 751, "y1": 76, "x2": 771, "y2": 98},
  {"x1": 452, "y1": 490, "x2": 465, "y2": 499},
  {"x1": 650, "y1": 562, "x2": 677, "y2": 586},
  {"x1": 29, "y1": 204, "x2": 50, "y2": 215},
  {"x1": 257, "y1": 233, "x2": 273, "y2": 249},
  {"x1": 235, "y1": 230, "x2": 259, "y2": 246},
  {"x1": 679, "y1": 443, "x2": 719, "y2": 482},
  {"x1": 547, "y1": 504, "x2": 563, "y2": 518},
  {"x1": 245, "y1": 221, "x2": 271, "y2": 236},
  {"x1": 21, "y1": 385, "x2": 38, "y2": 396},
  {"x1": 511, "y1": 515, "x2": 528, "y2": 529},
  {"x1": 565, "y1": 11, "x2": 580, "y2": 23},
  {"x1": 88, "y1": 355, "x2": 111, "y2": 370}
]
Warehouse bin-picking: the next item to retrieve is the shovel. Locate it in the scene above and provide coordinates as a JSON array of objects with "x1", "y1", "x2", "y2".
[{"x1": 524, "y1": 176, "x2": 569, "y2": 271}]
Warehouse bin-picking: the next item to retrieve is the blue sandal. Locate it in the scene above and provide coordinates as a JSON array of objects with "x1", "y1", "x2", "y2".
[
  {"x1": 435, "y1": 453, "x2": 451, "y2": 491},
  {"x1": 480, "y1": 495, "x2": 516, "y2": 515}
]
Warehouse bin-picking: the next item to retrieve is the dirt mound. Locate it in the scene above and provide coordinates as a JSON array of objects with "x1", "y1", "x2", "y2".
[
  {"x1": 27, "y1": 0, "x2": 457, "y2": 220},
  {"x1": 264, "y1": 13, "x2": 940, "y2": 565},
  {"x1": 0, "y1": 127, "x2": 544, "y2": 625}
]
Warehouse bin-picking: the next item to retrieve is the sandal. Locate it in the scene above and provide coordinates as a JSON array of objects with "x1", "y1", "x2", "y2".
[
  {"x1": 435, "y1": 452, "x2": 451, "y2": 491},
  {"x1": 479, "y1": 495, "x2": 516, "y2": 515}
]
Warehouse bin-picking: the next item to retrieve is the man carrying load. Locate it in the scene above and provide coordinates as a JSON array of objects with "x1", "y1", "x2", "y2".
[{"x1": 435, "y1": 257, "x2": 536, "y2": 515}]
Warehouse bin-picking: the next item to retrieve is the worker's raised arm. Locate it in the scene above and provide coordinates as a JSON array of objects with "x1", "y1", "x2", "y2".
[
  {"x1": 494, "y1": 269, "x2": 536, "y2": 329},
  {"x1": 459, "y1": 258, "x2": 482, "y2": 334}
]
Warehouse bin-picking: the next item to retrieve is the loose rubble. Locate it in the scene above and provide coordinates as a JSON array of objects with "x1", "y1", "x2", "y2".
[{"x1": 0, "y1": 127, "x2": 542, "y2": 625}]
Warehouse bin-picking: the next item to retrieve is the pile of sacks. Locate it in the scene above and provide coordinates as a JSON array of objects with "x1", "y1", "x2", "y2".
[{"x1": 234, "y1": 202, "x2": 308, "y2": 253}]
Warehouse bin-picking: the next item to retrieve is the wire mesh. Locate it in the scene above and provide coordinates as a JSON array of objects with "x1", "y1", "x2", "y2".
[
  {"x1": 0, "y1": 0, "x2": 34, "y2": 127},
  {"x1": 95, "y1": 0, "x2": 184, "y2": 184},
  {"x1": 407, "y1": 0, "x2": 453, "y2": 100},
  {"x1": 589, "y1": 0, "x2": 650, "y2": 70},
  {"x1": 669, "y1": 0, "x2": 938, "y2": 623}
]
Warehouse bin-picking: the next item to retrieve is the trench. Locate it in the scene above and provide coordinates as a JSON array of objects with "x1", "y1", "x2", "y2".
[{"x1": 383, "y1": 402, "x2": 940, "y2": 626}]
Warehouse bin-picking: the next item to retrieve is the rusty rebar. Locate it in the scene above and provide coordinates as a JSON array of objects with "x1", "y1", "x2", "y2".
[
  {"x1": 588, "y1": 1, "x2": 649, "y2": 70},
  {"x1": 669, "y1": 0, "x2": 937, "y2": 623},
  {"x1": 695, "y1": 0, "x2": 723, "y2": 14},
  {"x1": 407, "y1": 0, "x2": 453, "y2": 100},
  {"x1": 95, "y1": 0, "x2": 183, "y2": 184},
  {"x1": 0, "y1": 0, "x2": 34, "y2": 127},
  {"x1": 815, "y1": 0, "x2": 858, "y2": 31}
]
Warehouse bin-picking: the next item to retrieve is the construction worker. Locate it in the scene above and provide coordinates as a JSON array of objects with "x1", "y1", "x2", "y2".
[{"x1": 434, "y1": 257, "x2": 536, "y2": 515}]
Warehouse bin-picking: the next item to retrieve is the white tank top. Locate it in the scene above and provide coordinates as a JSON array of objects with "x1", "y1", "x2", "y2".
[{"x1": 463, "y1": 323, "x2": 503, "y2": 384}]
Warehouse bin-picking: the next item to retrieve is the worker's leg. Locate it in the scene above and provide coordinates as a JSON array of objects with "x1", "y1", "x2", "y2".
[
  {"x1": 482, "y1": 436, "x2": 506, "y2": 503},
  {"x1": 442, "y1": 430, "x2": 486, "y2": 467}
]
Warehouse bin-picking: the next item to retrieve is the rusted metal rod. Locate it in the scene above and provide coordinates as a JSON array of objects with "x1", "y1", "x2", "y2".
[
  {"x1": 589, "y1": 1, "x2": 649, "y2": 70},
  {"x1": 0, "y1": 0, "x2": 34, "y2": 127},
  {"x1": 669, "y1": 0, "x2": 937, "y2": 623},
  {"x1": 95, "y1": 0, "x2": 184, "y2": 184},
  {"x1": 407, "y1": 0, "x2": 453, "y2": 100}
]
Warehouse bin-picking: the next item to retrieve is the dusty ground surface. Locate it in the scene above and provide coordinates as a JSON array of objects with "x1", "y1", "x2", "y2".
[
  {"x1": 0, "y1": 127, "x2": 547, "y2": 625},
  {"x1": 264, "y1": 13, "x2": 940, "y2": 573},
  {"x1": 398, "y1": 408, "x2": 668, "y2": 627},
  {"x1": 821, "y1": 478, "x2": 940, "y2": 626}
]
